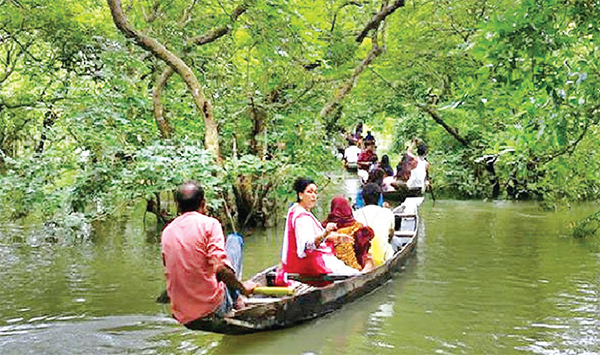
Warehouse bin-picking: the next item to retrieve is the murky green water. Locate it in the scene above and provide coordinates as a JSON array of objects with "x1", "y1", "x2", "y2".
[{"x1": 1, "y1": 186, "x2": 600, "y2": 354}]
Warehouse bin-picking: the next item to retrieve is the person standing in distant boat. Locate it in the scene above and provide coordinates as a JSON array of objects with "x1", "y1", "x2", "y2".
[
  {"x1": 406, "y1": 141, "x2": 430, "y2": 193},
  {"x1": 161, "y1": 181, "x2": 257, "y2": 330},
  {"x1": 343, "y1": 139, "x2": 361, "y2": 170},
  {"x1": 280, "y1": 177, "x2": 362, "y2": 285}
]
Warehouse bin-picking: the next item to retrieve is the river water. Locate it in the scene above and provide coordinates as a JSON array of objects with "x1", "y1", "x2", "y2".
[{"x1": 1, "y1": 178, "x2": 600, "y2": 354}]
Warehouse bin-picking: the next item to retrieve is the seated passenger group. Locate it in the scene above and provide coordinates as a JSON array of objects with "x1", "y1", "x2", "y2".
[
  {"x1": 278, "y1": 135, "x2": 429, "y2": 283},
  {"x1": 355, "y1": 138, "x2": 430, "y2": 200},
  {"x1": 279, "y1": 177, "x2": 398, "y2": 284},
  {"x1": 280, "y1": 178, "x2": 363, "y2": 282}
]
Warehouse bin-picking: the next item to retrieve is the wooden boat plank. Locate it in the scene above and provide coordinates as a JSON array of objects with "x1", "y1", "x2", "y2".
[
  {"x1": 244, "y1": 298, "x2": 283, "y2": 305},
  {"x1": 394, "y1": 231, "x2": 416, "y2": 237}
]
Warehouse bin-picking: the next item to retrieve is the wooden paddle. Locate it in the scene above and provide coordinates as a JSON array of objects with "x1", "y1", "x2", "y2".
[
  {"x1": 266, "y1": 271, "x2": 354, "y2": 284},
  {"x1": 427, "y1": 179, "x2": 436, "y2": 207},
  {"x1": 156, "y1": 273, "x2": 354, "y2": 304}
]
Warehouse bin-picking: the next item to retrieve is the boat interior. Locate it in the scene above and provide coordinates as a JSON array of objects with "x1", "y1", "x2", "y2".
[{"x1": 241, "y1": 197, "x2": 423, "y2": 307}]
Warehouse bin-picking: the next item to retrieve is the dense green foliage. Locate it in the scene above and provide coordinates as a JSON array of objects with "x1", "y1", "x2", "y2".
[{"x1": 1, "y1": 0, "x2": 599, "y2": 233}]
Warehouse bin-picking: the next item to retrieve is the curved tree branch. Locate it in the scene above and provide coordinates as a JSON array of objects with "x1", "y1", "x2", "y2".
[
  {"x1": 537, "y1": 105, "x2": 600, "y2": 165},
  {"x1": 0, "y1": 43, "x2": 19, "y2": 84},
  {"x1": 151, "y1": 0, "x2": 253, "y2": 143},
  {"x1": 107, "y1": 0, "x2": 220, "y2": 159},
  {"x1": 420, "y1": 105, "x2": 469, "y2": 146},
  {"x1": 320, "y1": 1, "x2": 403, "y2": 125},
  {"x1": 189, "y1": 0, "x2": 252, "y2": 46},
  {"x1": 355, "y1": 0, "x2": 406, "y2": 43},
  {"x1": 331, "y1": 1, "x2": 363, "y2": 33},
  {"x1": 320, "y1": 40, "x2": 382, "y2": 120},
  {"x1": 152, "y1": 66, "x2": 175, "y2": 139}
]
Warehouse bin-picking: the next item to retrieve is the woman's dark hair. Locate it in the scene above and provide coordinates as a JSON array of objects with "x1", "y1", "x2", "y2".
[
  {"x1": 293, "y1": 177, "x2": 315, "y2": 202},
  {"x1": 367, "y1": 168, "x2": 385, "y2": 186},
  {"x1": 416, "y1": 142, "x2": 428, "y2": 156},
  {"x1": 380, "y1": 154, "x2": 394, "y2": 177},
  {"x1": 176, "y1": 181, "x2": 205, "y2": 213},
  {"x1": 381, "y1": 154, "x2": 390, "y2": 167}
]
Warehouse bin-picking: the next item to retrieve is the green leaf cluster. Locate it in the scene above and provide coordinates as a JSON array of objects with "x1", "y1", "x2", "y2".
[{"x1": 2, "y1": 0, "x2": 600, "y2": 231}]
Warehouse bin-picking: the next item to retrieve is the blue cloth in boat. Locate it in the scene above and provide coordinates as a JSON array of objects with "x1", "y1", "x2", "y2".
[{"x1": 354, "y1": 190, "x2": 384, "y2": 209}]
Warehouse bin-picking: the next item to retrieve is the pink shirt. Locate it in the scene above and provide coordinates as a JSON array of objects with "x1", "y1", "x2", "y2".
[{"x1": 161, "y1": 211, "x2": 231, "y2": 324}]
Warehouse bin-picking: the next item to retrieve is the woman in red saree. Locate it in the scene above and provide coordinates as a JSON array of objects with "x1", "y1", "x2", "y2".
[{"x1": 280, "y1": 178, "x2": 360, "y2": 284}]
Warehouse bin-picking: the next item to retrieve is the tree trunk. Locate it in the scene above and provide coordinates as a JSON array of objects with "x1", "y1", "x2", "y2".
[
  {"x1": 152, "y1": 66, "x2": 174, "y2": 139},
  {"x1": 107, "y1": 0, "x2": 221, "y2": 159},
  {"x1": 36, "y1": 109, "x2": 56, "y2": 154},
  {"x1": 249, "y1": 96, "x2": 267, "y2": 157}
]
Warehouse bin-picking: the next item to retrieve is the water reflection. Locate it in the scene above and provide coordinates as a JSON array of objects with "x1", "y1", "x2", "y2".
[{"x1": 209, "y1": 280, "x2": 407, "y2": 355}]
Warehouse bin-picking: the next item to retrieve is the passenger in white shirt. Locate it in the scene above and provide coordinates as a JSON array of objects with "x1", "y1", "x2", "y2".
[
  {"x1": 343, "y1": 141, "x2": 361, "y2": 168},
  {"x1": 353, "y1": 183, "x2": 394, "y2": 266},
  {"x1": 406, "y1": 142, "x2": 430, "y2": 193}
]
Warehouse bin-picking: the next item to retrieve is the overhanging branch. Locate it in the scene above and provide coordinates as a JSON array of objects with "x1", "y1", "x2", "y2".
[
  {"x1": 320, "y1": 42, "x2": 382, "y2": 119},
  {"x1": 355, "y1": 0, "x2": 406, "y2": 43},
  {"x1": 420, "y1": 105, "x2": 469, "y2": 146},
  {"x1": 189, "y1": 0, "x2": 252, "y2": 46},
  {"x1": 537, "y1": 105, "x2": 600, "y2": 164}
]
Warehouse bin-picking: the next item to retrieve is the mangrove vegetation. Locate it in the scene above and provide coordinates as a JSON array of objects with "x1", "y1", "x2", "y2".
[{"x1": 1, "y1": 0, "x2": 599, "y2": 235}]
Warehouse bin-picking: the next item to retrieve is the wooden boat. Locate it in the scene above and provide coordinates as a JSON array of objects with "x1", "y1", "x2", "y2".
[
  {"x1": 190, "y1": 197, "x2": 424, "y2": 335},
  {"x1": 382, "y1": 189, "x2": 422, "y2": 203}
]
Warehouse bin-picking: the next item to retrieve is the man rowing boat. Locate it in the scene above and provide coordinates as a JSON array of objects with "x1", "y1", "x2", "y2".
[{"x1": 161, "y1": 181, "x2": 257, "y2": 330}]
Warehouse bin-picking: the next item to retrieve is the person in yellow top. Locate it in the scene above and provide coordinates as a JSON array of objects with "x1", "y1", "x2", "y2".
[{"x1": 353, "y1": 183, "x2": 395, "y2": 266}]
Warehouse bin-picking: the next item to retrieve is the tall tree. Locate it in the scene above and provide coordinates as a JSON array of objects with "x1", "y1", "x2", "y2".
[
  {"x1": 151, "y1": 0, "x2": 253, "y2": 140},
  {"x1": 107, "y1": 0, "x2": 221, "y2": 160}
]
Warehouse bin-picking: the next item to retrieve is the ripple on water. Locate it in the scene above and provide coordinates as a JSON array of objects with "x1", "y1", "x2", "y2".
[
  {"x1": 514, "y1": 279, "x2": 600, "y2": 354},
  {"x1": 0, "y1": 315, "x2": 179, "y2": 355}
]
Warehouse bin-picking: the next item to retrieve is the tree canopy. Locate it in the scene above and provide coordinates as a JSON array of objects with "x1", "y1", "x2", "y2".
[{"x1": 1, "y1": 0, "x2": 599, "y2": 232}]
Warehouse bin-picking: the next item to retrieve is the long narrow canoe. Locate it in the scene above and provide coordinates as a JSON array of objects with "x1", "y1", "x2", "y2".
[{"x1": 190, "y1": 197, "x2": 424, "y2": 335}]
